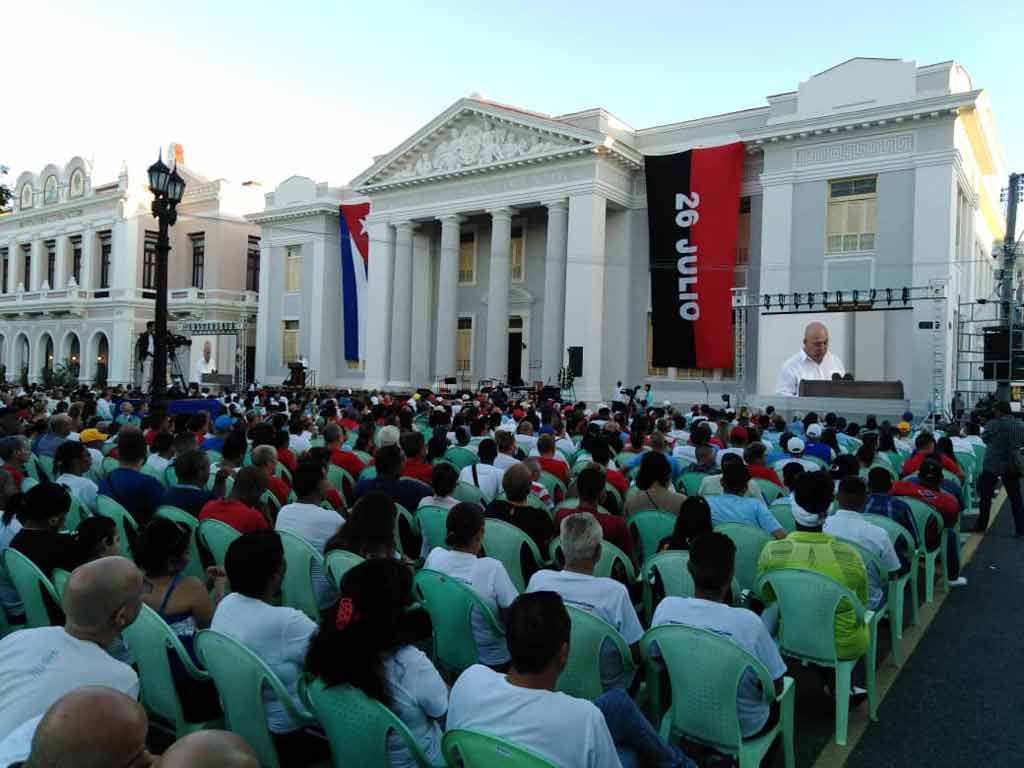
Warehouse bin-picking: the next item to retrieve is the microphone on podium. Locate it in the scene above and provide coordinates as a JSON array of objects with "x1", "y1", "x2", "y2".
[
  {"x1": 843, "y1": 373, "x2": 854, "y2": 381},
  {"x1": 831, "y1": 373, "x2": 842, "y2": 381}
]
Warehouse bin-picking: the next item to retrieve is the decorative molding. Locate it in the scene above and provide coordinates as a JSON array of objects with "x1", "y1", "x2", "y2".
[{"x1": 795, "y1": 133, "x2": 914, "y2": 167}]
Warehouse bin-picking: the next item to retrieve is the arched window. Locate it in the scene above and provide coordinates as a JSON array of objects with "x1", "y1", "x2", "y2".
[
  {"x1": 44, "y1": 176, "x2": 59, "y2": 204},
  {"x1": 20, "y1": 184, "x2": 33, "y2": 210},
  {"x1": 69, "y1": 169, "x2": 85, "y2": 198}
]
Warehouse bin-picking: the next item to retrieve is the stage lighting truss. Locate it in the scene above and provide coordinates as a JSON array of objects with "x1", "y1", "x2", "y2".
[{"x1": 754, "y1": 284, "x2": 940, "y2": 315}]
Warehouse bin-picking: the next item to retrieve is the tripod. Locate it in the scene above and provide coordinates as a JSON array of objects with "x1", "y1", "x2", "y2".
[
  {"x1": 168, "y1": 347, "x2": 188, "y2": 393},
  {"x1": 558, "y1": 367, "x2": 576, "y2": 402}
]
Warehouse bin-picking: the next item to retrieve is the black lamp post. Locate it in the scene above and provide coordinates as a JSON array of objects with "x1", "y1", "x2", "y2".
[{"x1": 147, "y1": 151, "x2": 185, "y2": 402}]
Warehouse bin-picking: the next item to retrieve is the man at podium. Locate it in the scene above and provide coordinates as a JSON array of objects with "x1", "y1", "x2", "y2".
[{"x1": 775, "y1": 321, "x2": 846, "y2": 396}]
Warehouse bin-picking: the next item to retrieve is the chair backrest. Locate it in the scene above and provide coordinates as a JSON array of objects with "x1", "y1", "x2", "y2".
[
  {"x1": 627, "y1": 510, "x2": 676, "y2": 565},
  {"x1": 2, "y1": 548, "x2": 62, "y2": 628},
  {"x1": 154, "y1": 506, "x2": 205, "y2": 580},
  {"x1": 62, "y1": 496, "x2": 85, "y2": 532},
  {"x1": 415, "y1": 505, "x2": 450, "y2": 555},
  {"x1": 36, "y1": 455, "x2": 55, "y2": 482},
  {"x1": 122, "y1": 604, "x2": 210, "y2": 734},
  {"x1": 861, "y1": 514, "x2": 916, "y2": 556},
  {"x1": 679, "y1": 472, "x2": 705, "y2": 496},
  {"x1": 278, "y1": 531, "x2": 323, "y2": 621},
  {"x1": 753, "y1": 478, "x2": 782, "y2": 503},
  {"x1": 643, "y1": 551, "x2": 696, "y2": 600},
  {"x1": 640, "y1": 624, "x2": 777, "y2": 752},
  {"x1": 842, "y1": 540, "x2": 886, "y2": 594},
  {"x1": 164, "y1": 465, "x2": 179, "y2": 487},
  {"x1": 481, "y1": 518, "x2": 543, "y2": 592},
  {"x1": 769, "y1": 500, "x2": 796, "y2": 533},
  {"x1": 537, "y1": 471, "x2": 567, "y2": 501},
  {"x1": 196, "y1": 519, "x2": 241, "y2": 567},
  {"x1": 900, "y1": 497, "x2": 945, "y2": 553},
  {"x1": 701, "y1": 475, "x2": 765, "y2": 502},
  {"x1": 393, "y1": 503, "x2": 419, "y2": 558},
  {"x1": 755, "y1": 568, "x2": 866, "y2": 665},
  {"x1": 20, "y1": 476, "x2": 39, "y2": 493},
  {"x1": 195, "y1": 629, "x2": 312, "y2": 768},
  {"x1": 141, "y1": 464, "x2": 168, "y2": 488},
  {"x1": 413, "y1": 569, "x2": 502, "y2": 678},
  {"x1": 714, "y1": 523, "x2": 772, "y2": 593},
  {"x1": 444, "y1": 447, "x2": 480, "y2": 471},
  {"x1": 593, "y1": 539, "x2": 637, "y2": 584},
  {"x1": 325, "y1": 549, "x2": 365, "y2": 591},
  {"x1": 443, "y1": 729, "x2": 557, "y2": 768},
  {"x1": 556, "y1": 605, "x2": 634, "y2": 700},
  {"x1": 452, "y1": 481, "x2": 486, "y2": 505},
  {"x1": 306, "y1": 679, "x2": 435, "y2": 768},
  {"x1": 96, "y1": 495, "x2": 139, "y2": 559}
]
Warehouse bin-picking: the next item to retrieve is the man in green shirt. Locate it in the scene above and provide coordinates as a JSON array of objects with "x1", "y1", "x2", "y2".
[{"x1": 758, "y1": 469, "x2": 869, "y2": 660}]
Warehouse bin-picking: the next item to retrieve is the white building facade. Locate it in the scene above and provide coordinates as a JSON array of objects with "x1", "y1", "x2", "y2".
[
  {"x1": 0, "y1": 147, "x2": 263, "y2": 388},
  {"x1": 252, "y1": 58, "x2": 1006, "y2": 411}
]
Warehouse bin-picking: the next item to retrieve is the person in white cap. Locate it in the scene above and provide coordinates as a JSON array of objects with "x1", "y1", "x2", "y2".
[{"x1": 771, "y1": 437, "x2": 820, "y2": 475}]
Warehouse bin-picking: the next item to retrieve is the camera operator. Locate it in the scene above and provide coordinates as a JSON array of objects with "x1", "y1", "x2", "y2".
[{"x1": 135, "y1": 321, "x2": 156, "y2": 391}]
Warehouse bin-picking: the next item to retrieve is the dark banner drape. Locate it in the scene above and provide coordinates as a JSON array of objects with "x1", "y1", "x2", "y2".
[{"x1": 645, "y1": 142, "x2": 745, "y2": 370}]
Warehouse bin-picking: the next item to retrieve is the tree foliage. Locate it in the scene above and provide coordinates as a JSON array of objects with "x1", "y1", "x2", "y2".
[{"x1": 0, "y1": 165, "x2": 11, "y2": 213}]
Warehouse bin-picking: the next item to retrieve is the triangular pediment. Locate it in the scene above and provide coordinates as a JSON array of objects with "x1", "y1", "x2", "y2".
[{"x1": 353, "y1": 99, "x2": 605, "y2": 191}]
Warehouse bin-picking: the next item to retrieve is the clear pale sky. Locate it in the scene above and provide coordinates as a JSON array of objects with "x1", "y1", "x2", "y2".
[{"x1": 4, "y1": 1, "x2": 1021, "y2": 192}]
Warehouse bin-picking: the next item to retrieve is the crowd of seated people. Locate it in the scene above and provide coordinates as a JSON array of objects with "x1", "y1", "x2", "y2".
[{"x1": 0, "y1": 379, "x2": 1005, "y2": 765}]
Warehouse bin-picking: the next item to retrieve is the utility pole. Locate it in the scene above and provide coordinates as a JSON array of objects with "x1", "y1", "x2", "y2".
[{"x1": 997, "y1": 172, "x2": 1021, "y2": 403}]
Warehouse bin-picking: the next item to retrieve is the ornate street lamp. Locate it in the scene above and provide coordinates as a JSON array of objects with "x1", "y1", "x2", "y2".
[{"x1": 147, "y1": 150, "x2": 186, "y2": 401}]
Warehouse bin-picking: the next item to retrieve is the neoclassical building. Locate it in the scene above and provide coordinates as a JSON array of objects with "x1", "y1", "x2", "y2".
[
  {"x1": 0, "y1": 147, "x2": 262, "y2": 388},
  {"x1": 252, "y1": 58, "x2": 1006, "y2": 410}
]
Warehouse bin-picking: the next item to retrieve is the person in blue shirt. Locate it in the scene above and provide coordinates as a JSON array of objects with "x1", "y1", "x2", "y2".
[
  {"x1": 98, "y1": 427, "x2": 164, "y2": 525},
  {"x1": 863, "y1": 467, "x2": 921, "y2": 572},
  {"x1": 201, "y1": 415, "x2": 234, "y2": 454},
  {"x1": 32, "y1": 414, "x2": 72, "y2": 458},
  {"x1": 706, "y1": 463, "x2": 786, "y2": 540},
  {"x1": 163, "y1": 449, "x2": 224, "y2": 517}
]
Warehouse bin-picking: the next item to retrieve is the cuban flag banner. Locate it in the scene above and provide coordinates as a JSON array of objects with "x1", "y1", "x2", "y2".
[{"x1": 339, "y1": 202, "x2": 370, "y2": 362}]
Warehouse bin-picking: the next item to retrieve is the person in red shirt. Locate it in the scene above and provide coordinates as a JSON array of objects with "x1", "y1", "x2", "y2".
[
  {"x1": 555, "y1": 466, "x2": 632, "y2": 556},
  {"x1": 892, "y1": 457, "x2": 964, "y2": 585},
  {"x1": 399, "y1": 431, "x2": 434, "y2": 488},
  {"x1": 198, "y1": 466, "x2": 270, "y2": 532},
  {"x1": 900, "y1": 432, "x2": 963, "y2": 479},
  {"x1": 0, "y1": 436, "x2": 30, "y2": 490},
  {"x1": 324, "y1": 423, "x2": 366, "y2": 479},
  {"x1": 536, "y1": 434, "x2": 570, "y2": 485},
  {"x1": 587, "y1": 440, "x2": 628, "y2": 502},
  {"x1": 251, "y1": 445, "x2": 290, "y2": 507},
  {"x1": 744, "y1": 443, "x2": 783, "y2": 487}
]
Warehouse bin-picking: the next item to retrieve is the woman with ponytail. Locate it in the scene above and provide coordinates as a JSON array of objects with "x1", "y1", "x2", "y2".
[
  {"x1": 54, "y1": 440, "x2": 99, "y2": 514},
  {"x1": 305, "y1": 558, "x2": 448, "y2": 768},
  {"x1": 8, "y1": 482, "x2": 83, "y2": 576},
  {"x1": 422, "y1": 502, "x2": 518, "y2": 670}
]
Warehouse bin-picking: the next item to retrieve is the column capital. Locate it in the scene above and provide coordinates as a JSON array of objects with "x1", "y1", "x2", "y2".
[
  {"x1": 391, "y1": 220, "x2": 419, "y2": 233},
  {"x1": 486, "y1": 207, "x2": 517, "y2": 221},
  {"x1": 541, "y1": 198, "x2": 569, "y2": 211},
  {"x1": 437, "y1": 213, "x2": 467, "y2": 225}
]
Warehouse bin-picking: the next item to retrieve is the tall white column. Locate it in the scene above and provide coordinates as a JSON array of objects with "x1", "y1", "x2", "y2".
[
  {"x1": 541, "y1": 200, "x2": 569, "y2": 383},
  {"x1": 308, "y1": 235, "x2": 337, "y2": 386},
  {"x1": 435, "y1": 214, "x2": 464, "y2": 378},
  {"x1": 363, "y1": 221, "x2": 395, "y2": 390},
  {"x1": 29, "y1": 240, "x2": 43, "y2": 291},
  {"x1": 55, "y1": 235, "x2": 69, "y2": 290},
  {"x1": 388, "y1": 222, "x2": 416, "y2": 386},
  {"x1": 410, "y1": 231, "x2": 433, "y2": 388},
  {"x1": 754, "y1": 179, "x2": 794, "y2": 394},
  {"x1": 4, "y1": 242, "x2": 15, "y2": 294},
  {"x1": 563, "y1": 194, "x2": 607, "y2": 404},
  {"x1": 254, "y1": 240, "x2": 271, "y2": 382},
  {"x1": 485, "y1": 208, "x2": 514, "y2": 381},
  {"x1": 79, "y1": 228, "x2": 94, "y2": 291}
]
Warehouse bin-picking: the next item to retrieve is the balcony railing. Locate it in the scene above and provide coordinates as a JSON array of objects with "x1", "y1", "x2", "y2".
[{"x1": 0, "y1": 285, "x2": 258, "y2": 314}]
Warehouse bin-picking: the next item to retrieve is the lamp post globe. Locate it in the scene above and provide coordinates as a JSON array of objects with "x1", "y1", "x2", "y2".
[
  {"x1": 147, "y1": 155, "x2": 171, "y2": 196},
  {"x1": 147, "y1": 151, "x2": 185, "y2": 404}
]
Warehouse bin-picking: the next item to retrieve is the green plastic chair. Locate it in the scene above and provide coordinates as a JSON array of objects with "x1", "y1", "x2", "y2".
[
  {"x1": 900, "y1": 497, "x2": 947, "y2": 603},
  {"x1": 843, "y1": 539, "x2": 900, "y2": 666},
  {"x1": 481, "y1": 518, "x2": 544, "y2": 592},
  {"x1": 325, "y1": 549, "x2": 365, "y2": 591},
  {"x1": 556, "y1": 605, "x2": 636, "y2": 700},
  {"x1": 52, "y1": 568, "x2": 71, "y2": 599},
  {"x1": 443, "y1": 446, "x2": 479, "y2": 471},
  {"x1": 196, "y1": 520, "x2": 241, "y2": 568},
  {"x1": 278, "y1": 531, "x2": 323, "y2": 621},
  {"x1": 36, "y1": 455, "x2": 55, "y2": 482},
  {"x1": 326, "y1": 465, "x2": 353, "y2": 506},
  {"x1": 416, "y1": 506, "x2": 450, "y2": 556},
  {"x1": 862, "y1": 513, "x2": 919, "y2": 628},
  {"x1": 101, "y1": 456, "x2": 120, "y2": 477},
  {"x1": 205, "y1": 450, "x2": 224, "y2": 465},
  {"x1": 142, "y1": 464, "x2": 168, "y2": 488},
  {"x1": 714, "y1": 523, "x2": 772, "y2": 594},
  {"x1": 2, "y1": 549, "x2": 63, "y2": 628},
  {"x1": 641, "y1": 550, "x2": 696, "y2": 623},
  {"x1": 122, "y1": 604, "x2": 222, "y2": 739},
  {"x1": 155, "y1": 506, "x2": 205, "y2": 580},
  {"x1": 96, "y1": 495, "x2": 139, "y2": 559},
  {"x1": 769, "y1": 500, "x2": 796, "y2": 533},
  {"x1": 194, "y1": 629, "x2": 316, "y2": 768},
  {"x1": 603, "y1": 483, "x2": 624, "y2": 513},
  {"x1": 678, "y1": 472, "x2": 706, "y2": 496},
  {"x1": 359, "y1": 465, "x2": 378, "y2": 482},
  {"x1": 413, "y1": 569, "x2": 504, "y2": 680},
  {"x1": 62, "y1": 497, "x2": 85, "y2": 533},
  {"x1": 537, "y1": 471, "x2": 567, "y2": 502},
  {"x1": 756, "y1": 568, "x2": 877, "y2": 746},
  {"x1": 304, "y1": 679, "x2": 445, "y2": 768},
  {"x1": 627, "y1": 510, "x2": 676, "y2": 566},
  {"x1": 20, "y1": 476, "x2": 39, "y2": 493},
  {"x1": 753, "y1": 478, "x2": 782, "y2": 504},
  {"x1": 442, "y1": 729, "x2": 557, "y2": 768},
  {"x1": 165, "y1": 465, "x2": 179, "y2": 487},
  {"x1": 639, "y1": 625, "x2": 795, "y2": 768},
  {"x1": 452, "y1": 482, "x2": 486, "y2": 505},
  {"x1": 700, "y1": 476, "x2": 765, "y2": 502},
  {"x1": 393, "y1": 503, "x2": 420, "y2": 559}
]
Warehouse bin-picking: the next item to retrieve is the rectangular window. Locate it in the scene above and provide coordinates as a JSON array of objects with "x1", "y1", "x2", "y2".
[
  {"x1": 0, "y1": 248, "x2": 8, "y2": 294},
  {"x1": 826, "y1": 175, "x2": 877, "y2": 254},
  {"x1": 143, "y1": 231, "x2": 158, "y2": 290},
  {"x1": 281, "y1": 320, "x2": 300, "y2": 364},
  {"x1": 45, "y1": 240, "x2": 56, "y2": 288},
  {"x1": 647, "y1": 312, "x2": 667, "y2": 377},
  {"x1": 285, "y1": 245, "x2": 302, "y2": 292},
  {"x1": 458, "y1": 234, "x2": 475, "y2": 284},
  {"x1": 98, "y1": 231, "x2": 112, "y2": 289},
  {"x1": 21, "y1": 244, "x2": 31, "y2": 289},
  {"x1": 510, "y1": 225, "x2": 525, "y2": 281},
  {"x1": 456, "y1": 316, "x2": 473, "y2": 372},
  {"x1": 70, "y1": 236, "x2": 82, "y2": 285},
  {"x1": 246, "y1": 236, "x2": 261, "y2": 292},
  {"x1": 189, "y1": 233, "x2": 205, "y2": 289}
]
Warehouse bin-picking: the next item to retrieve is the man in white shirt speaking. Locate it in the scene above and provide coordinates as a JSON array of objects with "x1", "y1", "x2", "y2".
[{"x1": 775, "y1": 321, "x2": 845, "y2": 396}]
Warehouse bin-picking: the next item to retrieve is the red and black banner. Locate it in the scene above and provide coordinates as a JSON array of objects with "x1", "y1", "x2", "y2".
[{"x1": 645, "y1": 142, "x2": 745, "y2": 370}]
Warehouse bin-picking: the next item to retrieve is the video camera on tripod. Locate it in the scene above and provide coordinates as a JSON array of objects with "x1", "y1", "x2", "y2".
[{"x1": 168, "y1": 334, "x2": 192, "y2": 350}]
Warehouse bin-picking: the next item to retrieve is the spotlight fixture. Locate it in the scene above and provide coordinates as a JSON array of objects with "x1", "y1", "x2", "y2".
[
  {"x1": 901, "y1": 287, "x2": 909, "y2": 305},
  {"x1": 763, "y1": 294, "x2": 771, "y2": 310},
  {"x1": 886, "y1": 288, "x2": 893, "y2": 305}
]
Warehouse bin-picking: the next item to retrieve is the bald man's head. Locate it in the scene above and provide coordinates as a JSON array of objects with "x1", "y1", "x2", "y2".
[
  {"x1": 63, "y1": 556, "x2": 145, "y2": 642},
  {"x1": 159, "y1": 730, "x2": 258, "y2": 768},
  {"x1": 803, "y1": 322, "x2": 830, "y2": 364},
  {"x1": 26, "y1": 686, "x2": 150, "y2": 768}
]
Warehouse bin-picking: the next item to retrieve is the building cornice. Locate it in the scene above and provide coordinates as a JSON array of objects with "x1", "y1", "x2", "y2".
[
  {"x1": 0, "y1": 188, "x2": 125, "y2": 231},
  {"x1": 246, "y1": 200, "x2": 343, "y2": 225}
]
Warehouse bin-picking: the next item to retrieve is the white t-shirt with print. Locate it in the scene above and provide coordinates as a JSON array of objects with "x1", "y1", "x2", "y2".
[
  {"x1": 651, "y1": 597, "x2": 787, "y2": 737},
  {"x1": 447, "y1": 664, "x2": 621, "y2": 768},
  {"x1": 383, "y1": 645, "x2": 448, "y2": 768},
  {"x1": 424, "y1": 548, "x2": 517, "y2": 665},
  {"x1": 275, "y1": 502, "x2": 344, "y2": 609},
  {"x1": 210, "y1": 593, "x2": 317, "y2": 733},
  {"x1": 525, "y1": 569, "x2": 642, "y2": 691}
]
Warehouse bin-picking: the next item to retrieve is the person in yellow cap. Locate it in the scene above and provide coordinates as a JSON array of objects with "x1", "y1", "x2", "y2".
[
  {"x1": 79, "y1": 429, "x2": 109, "y2": 474},
  {"x1": 894, "y1": 422, "x2": 913, "y2": 454}
]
